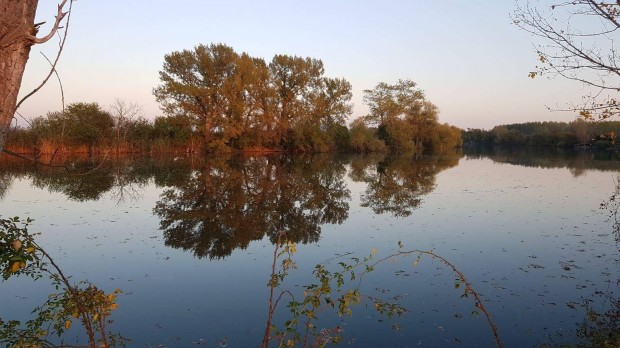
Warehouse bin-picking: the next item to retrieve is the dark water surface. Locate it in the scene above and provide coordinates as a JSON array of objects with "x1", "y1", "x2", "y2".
[{"x1": 0, "y1": 148, "x2": 618, "y2": 347}]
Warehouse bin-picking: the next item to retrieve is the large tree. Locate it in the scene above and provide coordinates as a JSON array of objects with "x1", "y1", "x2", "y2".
[
  {"x1": 153, "y1": 43, "x2": 239, "y2": 147},
  {"x1": 514, "y1": 1, "x2": 620, "y2": 120},
  {"x1": 0, "y1": 0, "x2": 72, "y2": 153},
  {"x1": 269, "y1": 55, "x2": 325, "y2": 136},
  {"x1": 154, "y1": 45, "x2": 353, "y2": 151},
  {"x1": 362, "y1": 79, "x2": 425, "y2": 126}
]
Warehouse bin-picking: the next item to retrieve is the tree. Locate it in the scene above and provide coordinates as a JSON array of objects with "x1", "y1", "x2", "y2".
[
  {"x1": 153, "y1": 43, "x2": 240, "y2": 149},
  {"x1": 224, "y1": 52, "x2": 273, "y2": 149},
  {"x1": 0, "y1": 0, "x2": 73, "y2": 153},
  {"x1": 32, "y1": 102, "x2": 114, "y2": 152},
  {"x1": 312, "y1": 77, "x2": 353, "y2": 132},
  {"x1": 405, "y1": 99, "x2": 439, "y2": 149},
  {"x1": 360, "y1": 79, "x2": 445, "y2": 153},
  {"x1": 109, "y1": 98, "x2": 143, "y2": 153},
  {"x1": 154, "y1": 44, "x2": 353, "y2": 152},
  {"x1": 514, "y1": 1, "x2": 620, "y2": 120},
  {"x1": 362, "y1": 79, "x2": 425, "y2": 127},
  {"x1": 154, "y1": 43, "x2": 280, "y2": 151}
]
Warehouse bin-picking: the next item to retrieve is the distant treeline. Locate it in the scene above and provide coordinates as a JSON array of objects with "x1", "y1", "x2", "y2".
[
  {"x1": 5, "y1": 43, "x2": 462, "y2": 155},
  {"x1": 463, "y1": 120, "x2": 620, "y2": 148}
]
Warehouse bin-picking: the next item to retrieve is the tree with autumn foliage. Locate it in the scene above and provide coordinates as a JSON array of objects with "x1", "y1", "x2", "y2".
[
  {"x1": 154, "y1": 43, "x2": 353, "y2": 152},
  {"x1": 353, "y1": 79, "x2": 460, "y2": 153}
]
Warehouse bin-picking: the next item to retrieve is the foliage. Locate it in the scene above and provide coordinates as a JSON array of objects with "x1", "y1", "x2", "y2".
[
  {"x1": 429, "y1": 123, "x2": 464, "y2": 152},
  {"x1": 0, "y1": 216, "x2": 125, "y2": 348},
  {"x1": 32, "y1": 102, "x2": 114, "y2": 149},
  {"x1": 153, "y1": 43, "x2": 353, "y2": 152},
  {"x1": 5, "y1": 46, "x2": 463, "y2": 155},
  {"x1": 462, "y1": 120, "x2": 620, "y2": 147},
  {"x1": 355, "y1": 79, "x2": 460, "y2": 154},
  {"x1": 362, "y1": 79, "x2": 424, "y2": 126},
  {"x1": 348, "y1": 119, "x2": 387, "y2": 153},
  {"x1": 261, "y1": 237, "x2": 503, "y2": 348}
]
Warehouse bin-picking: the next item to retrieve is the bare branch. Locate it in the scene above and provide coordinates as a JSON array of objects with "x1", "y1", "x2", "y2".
[
  {"x1": 29, "y1": 0, "x2": 69, "y2": 44},
  {"x1": 15, "y1": 0, "x2": 74, "y2": 113},
  {"x1": 514, "y1": 0, "x2": 620, "y2": 120}
]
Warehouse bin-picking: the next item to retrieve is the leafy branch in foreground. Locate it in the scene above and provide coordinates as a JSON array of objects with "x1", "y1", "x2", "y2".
[
  {"x1": 261, "y1": 235, "x2": 503, "y2": 348},
  {"x1": 0, "y1": 216, "x2": 126, "y2": 348}
]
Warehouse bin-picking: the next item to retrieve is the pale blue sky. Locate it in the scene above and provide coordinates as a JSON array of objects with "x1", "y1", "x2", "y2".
[{"x1": 18, "y1": 0, "x2": 579, "y2": 129}]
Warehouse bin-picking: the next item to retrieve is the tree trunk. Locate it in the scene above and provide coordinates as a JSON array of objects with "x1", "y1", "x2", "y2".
[{"x1": 0, "y1": 0, "x2": 38, "y2": 152}]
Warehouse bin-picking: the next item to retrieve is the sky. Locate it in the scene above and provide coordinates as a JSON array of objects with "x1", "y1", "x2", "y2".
[{"x1": 17, "y1": 0, "x2": 583, "y2": 130}]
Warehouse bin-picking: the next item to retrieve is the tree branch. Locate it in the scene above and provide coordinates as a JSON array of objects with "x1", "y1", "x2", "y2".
[
  {"x1": 28, "y1": 0, "x2": 69, "y2": 44},
  {"x1": 15, "y1": 0, "x2": 74, "y2": 113}
]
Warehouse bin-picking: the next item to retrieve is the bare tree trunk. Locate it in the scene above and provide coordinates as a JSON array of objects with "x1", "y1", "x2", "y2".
[{"x1": 0, "y1": 0, "x2": 39, "y2": 152}]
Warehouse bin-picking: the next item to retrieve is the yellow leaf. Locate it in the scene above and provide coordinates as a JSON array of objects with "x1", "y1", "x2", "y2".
[
  {"x1": 64, "y1": 320, "x2": 72, "y2": 330},
  {"x1": 11, "y1": 240, "x2": 22, "y2": 251},
  {"x1": 371, "y1": 248, "x2": 377, "y2": 255},
  {"x1": 10, "y1": 261, "x2": 20, "y2": 273}
]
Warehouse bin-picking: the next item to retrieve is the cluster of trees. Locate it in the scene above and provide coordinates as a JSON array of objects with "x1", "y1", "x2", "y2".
[
  {"x1": 463, "y1": 120, "x2": 620, "y2": 148},
  {"x1": 5, "y1": 43, "x2": 462, "y2": 155},
  {"x1": 153, "y1": 43, "x2": 355, "y2": 152},
  {"x1": 6, "y1": 101, "x2": 156, "y2": 154},
  {"x1": 349, "y1": 79, "x2": 462, "y2": 153},
  {"x1": 153, "y1": 43, "x2": 461, "y2": 153},
  {"x1": 6, "y1": 45, "x2": 462, "y2": 155}
]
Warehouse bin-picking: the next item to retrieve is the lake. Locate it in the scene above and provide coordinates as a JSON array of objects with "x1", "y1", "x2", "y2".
[{"x1": 1, "y1": 148, "x2": 619, "y2": 347}]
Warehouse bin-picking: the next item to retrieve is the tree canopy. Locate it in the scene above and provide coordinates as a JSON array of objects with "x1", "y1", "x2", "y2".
[
  {"x1": 153, "y1": 43, "x2": 354, "y2": 152},
  {"x1": 353, "y1": 79, "x2": 459, "y2": 153}
]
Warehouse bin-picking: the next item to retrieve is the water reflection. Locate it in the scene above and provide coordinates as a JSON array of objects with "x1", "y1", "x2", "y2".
[
  {"x1": 350, "y1": 153, "x2": 460, "y2": 217},
  {"x1": 0, "y1": 155, "x2": 152, "y2": 202},
  {"x1": 5, "y1": 149, "x2": 617, "y2": 257},
  {"x1": 2, "y1": 150, "x2": 619, "y2": 346},
  {"x1": 602, "y1": 176, "x2": 620, "y2": 249},
  {"x1": 464, "y1": 146, "x2": 620, "y2": 176},
  {"x1": 0, "y1": 152, "x2": 462, "y2": 258},
  {"x1": 154, "y1": 155, "x2": 350, "y2": 259}
]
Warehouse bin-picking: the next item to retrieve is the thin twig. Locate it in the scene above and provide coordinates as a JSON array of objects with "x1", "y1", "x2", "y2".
[
  {"x1": 356, "y1": 249, "x2": 504, "y2": 348},
  {"x1": 1, "y1": 148, "x2": 70, "y2": 173},
  {"x1": 261, "y1": 232, "x2": 285, "y2": 348}
]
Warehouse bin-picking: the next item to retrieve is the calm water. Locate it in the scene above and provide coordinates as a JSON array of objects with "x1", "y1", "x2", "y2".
[{"x1": 0, "y1": 148, "x2": 619, "y2": 347}]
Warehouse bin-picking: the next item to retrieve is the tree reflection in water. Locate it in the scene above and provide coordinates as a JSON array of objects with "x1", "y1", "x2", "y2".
[
  {"x1": 154, "y1": 154, "x2": 351, "y2": 259},
  {"x1": 154, "y1": 153, "x2": 460, "y2": 258},
  {"x1": 0, "y1": 152, "x2": 460, "y2": 258},
  {"x1": 349, "y1": 153, "x2": 460, "y2": 217}
]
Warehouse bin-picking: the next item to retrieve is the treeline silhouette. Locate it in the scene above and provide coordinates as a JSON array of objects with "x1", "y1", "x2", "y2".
[{"x1": 463, "y1": 120, "x2": 620, "y2": 148}]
